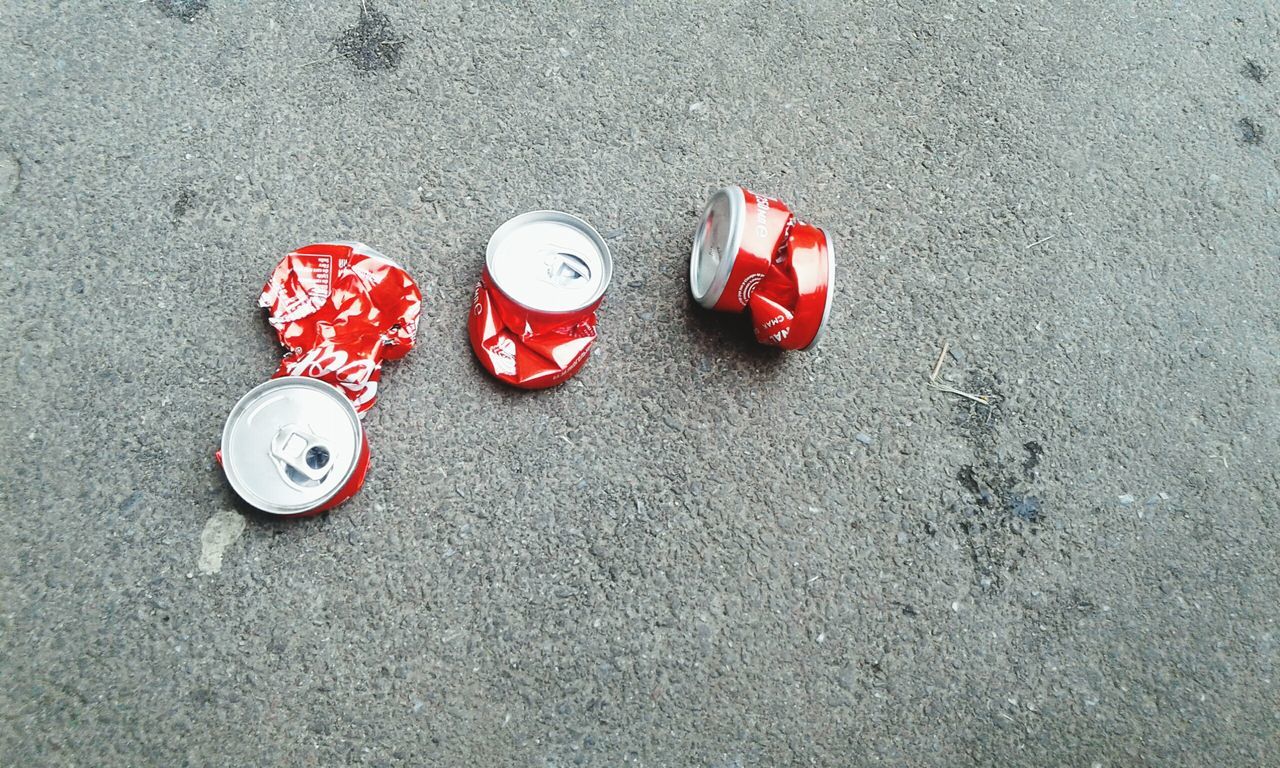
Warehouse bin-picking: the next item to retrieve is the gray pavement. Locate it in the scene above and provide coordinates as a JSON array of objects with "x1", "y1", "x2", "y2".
[{"x1": 2, "y1": 1, "x2": 1278, "y2": 765}]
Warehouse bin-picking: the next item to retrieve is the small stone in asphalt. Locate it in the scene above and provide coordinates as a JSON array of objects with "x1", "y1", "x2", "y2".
[
  {"x1": 855, "y1": 433, "x2": 874, "y2": 446},
  {"x1": 1118, "y1": 494, "x2": 1136, "y2": 506}
]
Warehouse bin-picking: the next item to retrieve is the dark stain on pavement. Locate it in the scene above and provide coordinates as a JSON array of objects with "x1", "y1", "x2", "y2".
[
  {"x1": 1238, "y1": 117, "x2": 1265, "y2": 145},
  {"x1": 153, "y1": 0, "x2": 207, "y2": 23},
  {"x1": 948, "y1": 371, "x2": 1047, "y2": 591},
  {"x1": 173, "y1": 187, "x2": 197, "y2": 220},
  {"x1": 336, "y1": 4, "x2": 405, "y2": 72},
  {"x1": 1242, "y1": 59, "x2": 1268, "y2": 84},
  {"x1": 1022, "y1": 440, "x2": 1043, "y2": 473}
]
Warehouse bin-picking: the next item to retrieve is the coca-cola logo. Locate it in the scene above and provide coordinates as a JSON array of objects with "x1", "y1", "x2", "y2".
[
  {"x1": 488, "y1": 336, "x2": 517, "y2": 377},
  {"x1": 285, "y1": 345, "x2": 379, "y2": 411}
]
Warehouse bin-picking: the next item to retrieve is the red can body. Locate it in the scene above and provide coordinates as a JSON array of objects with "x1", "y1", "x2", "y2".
[
  {"x1": 469, "y1": 267, "x2": 600, "y2": 389},
  {"x1": 469, "y1": 211, "x2": 613, "y2": 389},
  {"x1": 748, "y1": 222, "x2": 834, "y2": 350},
  {"x1": 220, "y1": 243, "x2": 420, "y2": 517},
  {"x1": 259, "y1": 242, "x2": 422, "y2": 414},
  {"x1": 690, "y1": 186, "x2": 794, "y2": 312}
]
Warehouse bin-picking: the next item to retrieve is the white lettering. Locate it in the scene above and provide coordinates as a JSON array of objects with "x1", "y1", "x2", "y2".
[
  {"x1": 285, "y1": 345, "x2": 378, "y2": 410},
  {"x1": 754, "y1": 197, "x2": 771, "y2": 238}
]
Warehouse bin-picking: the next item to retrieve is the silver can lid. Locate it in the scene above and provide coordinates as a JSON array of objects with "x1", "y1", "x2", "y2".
[
  {"x1": 486, "y1": 211, "x2": 613, "y2": 314},
  {"x1": 221, "y1": 377, "x2": 363, "y2": 515},
  {"x1": 689, "y1": 186, "x2": 745, "y2": 307}
]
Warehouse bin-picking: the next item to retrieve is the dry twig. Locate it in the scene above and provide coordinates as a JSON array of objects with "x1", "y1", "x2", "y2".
[{"x1": 926, "y1": 340, "x2": 994, "y2": 405}]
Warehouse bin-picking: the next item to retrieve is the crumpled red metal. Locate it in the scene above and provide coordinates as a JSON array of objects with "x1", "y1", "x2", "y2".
[
  {"x1": 259, "y1": 242, "x2": 422, "y2": 413},
  {"x1": 468, "y1": 267, "x2": 599, "y2": 389},
  {"x1": 747, "y1": 222, "x2": 833, "y2": 350}
]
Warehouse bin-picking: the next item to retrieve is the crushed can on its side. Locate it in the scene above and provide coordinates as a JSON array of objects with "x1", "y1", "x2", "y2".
[
  {"x1": 469, "y1": 211, "x2": 613, "y2": 389},
  {"x1": 690, "y1": 186, "x2": 793, "y2": 312},
  {"x1": 690, "y1": 186, "x2": 834, "y2": 350}
]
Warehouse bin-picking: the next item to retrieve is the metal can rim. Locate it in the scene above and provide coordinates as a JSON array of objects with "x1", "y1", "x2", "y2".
[
  {"x1": 484, "y1": 210, "x2": 613, "y2": 315},
  {"x1": 803, "y1": 227, "x2": 836, "y2": 350},
  {"x1": 220, "y1": 377, "x2": 363, "y2": 516},
  {"x1": 689, "y1": 186, "x2": 745, "y2": 308}
]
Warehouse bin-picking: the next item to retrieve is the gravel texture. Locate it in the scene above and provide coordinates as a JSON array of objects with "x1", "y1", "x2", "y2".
[{"x1": 1, "y1": 1, "x2": 1278, "y2": 765}]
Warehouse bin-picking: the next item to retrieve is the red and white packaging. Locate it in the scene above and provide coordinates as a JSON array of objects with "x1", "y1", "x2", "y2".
[
  {"x1": 690, "y1": 187, "x2": 834, "y2": 349},
  {"x1": 219, "y1": 241, "x2": 421, "y2": 516},
  {"x1": 690, "y1": 186, "x2": 794, "y2": 312},
  {"x1": 469, "y1": 211, "x2": 613, "y2": 389},
  {"x1": 258, "y1": 241, "x2": 422, "y2": 413},
  {"x1": 748, "y1": 222, "x2": 835, "y2": 350}
]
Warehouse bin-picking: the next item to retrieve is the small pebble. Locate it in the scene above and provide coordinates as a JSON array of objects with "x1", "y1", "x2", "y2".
[
  {"x1": 1118, "y1": 494, "x2": 1135, "y2": 506},
  {"x1": 855, "y1": 433, "x2": 874, "y2": 446}
]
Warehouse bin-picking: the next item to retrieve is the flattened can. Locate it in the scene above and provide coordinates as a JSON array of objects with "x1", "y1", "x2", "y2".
[
  {"x1": 690, "y1": 186, "x2": 794, "y2": 312},
  {"x1": 469, "y1": 211, "x2": 613, "y2": 389},
  {"x1": 259, "y1": 241, "x2": 422, "y2": 414},
  {"x1": 747, "y1": 222, "x2": 835, "y2": 350},
  {"x1": 219, "y1": 377, "x2": 369, "y2": 516}
]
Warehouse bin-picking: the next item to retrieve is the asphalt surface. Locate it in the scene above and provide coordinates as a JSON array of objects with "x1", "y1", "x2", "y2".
[{"x1": 2, "y1": 1, "x2": 1278, "y2": 765}]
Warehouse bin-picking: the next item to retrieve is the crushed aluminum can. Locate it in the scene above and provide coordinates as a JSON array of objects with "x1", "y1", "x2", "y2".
[
  {"x1": 469, "y1": 211, "x2": 613, "y2": 389},
  {"x1": 690, "y1": 186, "x2": 834, "y2": 350},
  {"x1": 258, "y1": 241, "x2": 422, "y2": 414},
  {"x1": 690, "y1": 186, "x2": 794, "y2": 312},
  {"x1": 219, "y1": 377, "x2": 369, "y2": 516},
  {"x1": 748, "y1": 221, "x2": 834, "y2": 349}
]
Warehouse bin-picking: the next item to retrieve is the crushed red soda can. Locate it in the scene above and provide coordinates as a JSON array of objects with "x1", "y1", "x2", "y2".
[
  {"x1": 469, "y1": 211, "x2": 613, "y2": 388},
  {"x1": 219, "y1": 241, "x2": 421, "y2": 516},
  {"x1": 258, "y1": 241, "x2": 422, "y2": 413},
  {"x1": 220, "y1": 377, "x2": 370, "y2": 516},
  {"x1": 748, "y1": 221, "x2": 834, "y2": 350},
  {"x1": 690, "y1": 186, "x2": 834, "y2": 349},
  {"x1": 690, "y1": 186, "x2": 793, "y2": 313}
]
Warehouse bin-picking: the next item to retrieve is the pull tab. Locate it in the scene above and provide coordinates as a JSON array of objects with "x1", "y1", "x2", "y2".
[
  {"x1": 270, "y1": 425, "x2": 333, "y2": 487},
  {"x1": 544, "y1": 250, "x2": 592, "y2": 288}
]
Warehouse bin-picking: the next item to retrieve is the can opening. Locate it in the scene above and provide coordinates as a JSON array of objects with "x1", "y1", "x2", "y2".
[
  {"x1": 485, "y1": 211, "x2": 612, "y2": 314},
  {"x1": 306, "y1": 445, "x2": 331, "y2": 470},
  {"x1": 548, "y1": 251, "x2": 592, "y2": 288},
  {"x1": 271, "y1": 425, "x2": 336, "y2": 488}
]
